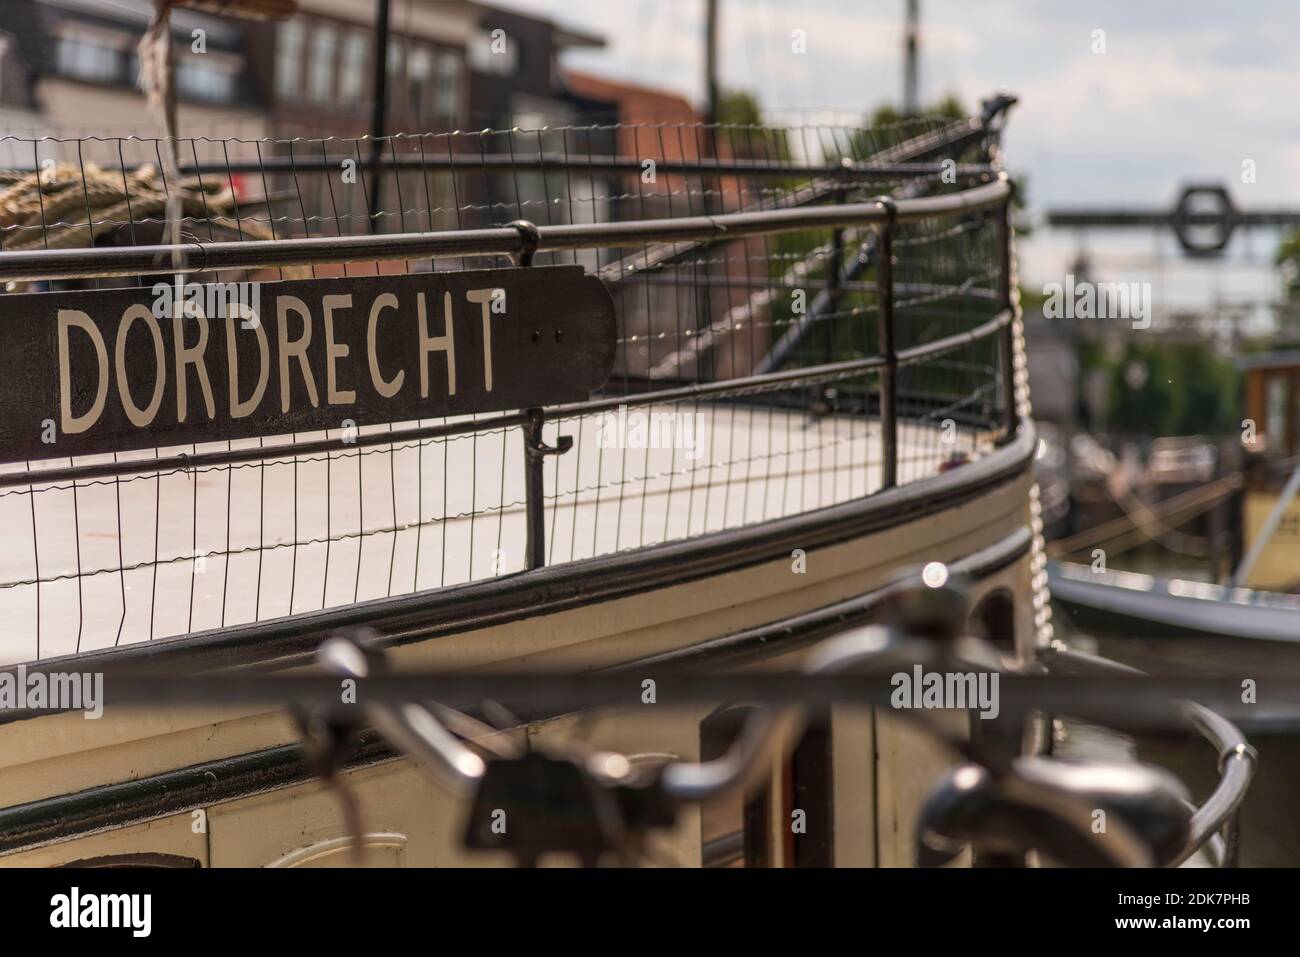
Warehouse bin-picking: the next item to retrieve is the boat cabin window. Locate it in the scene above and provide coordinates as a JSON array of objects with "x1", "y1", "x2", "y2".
[
  {"x1": 699, "y1": 705, "x2": 834, "y2": 867},
  {"x1": 700, "y1": 705, "x2": 766, "y2": 867},
  {"x1": 969, "y1": 588, "x2": 1017, "y2": 655},
  {"x1": 1244, "y1": 360, "x2": 1300, "y2": 458},
  {"x1": 1267, "y1": 375, "x2": 1287, "y2": 451},
  {"x1": 58, "y1": 853, "x2": 201, "y2": 868}
]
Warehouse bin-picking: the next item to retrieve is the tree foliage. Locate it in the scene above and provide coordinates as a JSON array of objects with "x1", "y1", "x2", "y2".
[{"x1": 1104, "y1": 340, "x2": 1239, "y2": 437}]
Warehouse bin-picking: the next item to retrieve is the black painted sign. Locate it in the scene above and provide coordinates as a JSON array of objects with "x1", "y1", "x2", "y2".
[{"x1": 0, "y1": 265, "x2": 616, "y2": 461}]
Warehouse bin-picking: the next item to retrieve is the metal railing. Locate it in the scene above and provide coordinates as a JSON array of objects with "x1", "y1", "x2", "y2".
[{"x1": 0, "y1": 102, "x2": 1020, "y2": 660}]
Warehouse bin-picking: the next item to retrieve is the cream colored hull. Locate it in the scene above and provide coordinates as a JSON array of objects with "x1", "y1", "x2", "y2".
[{"x1": 0, "y1": 465, "x2": 1037, "y2": 867}]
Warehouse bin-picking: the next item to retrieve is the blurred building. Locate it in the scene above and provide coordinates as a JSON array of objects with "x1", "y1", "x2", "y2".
[
  {"x1": 269, "y1": 0, "x2": 476, "y2": 140},
  {"x1": 562, "y1": 71, "x2": 774, "y2": 380},
  {"x1": 0, "y1": 1, "x2": 633, "y2": 139},
  {"x1": 1, "y1": 0, "x2": 270, "y2": 139},
  {"x1": 1022, "y1": 310, "x2": 1082, "y2": 428},
  {"x1": 465, "y1": 4, "x2": 609, "y2": 130}
]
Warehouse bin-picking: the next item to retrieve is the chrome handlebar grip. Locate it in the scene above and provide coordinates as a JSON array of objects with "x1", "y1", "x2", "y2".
[
  {"x1": 1173, "y1": 703, "x2": 1257, "y2": 867},
  {"x1": 1037, "y1": 643, "x2": 1255, "y2": 867},
  {"x1": 661, "y1": 625, "x2": 896, "y2": 802},
  {"x1": 316, "y1": 635, "x2": 486, "y2": 799}
]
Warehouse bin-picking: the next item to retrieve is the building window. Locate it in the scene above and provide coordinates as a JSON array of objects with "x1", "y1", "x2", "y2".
[
  {"x1": 385, "y1": 37, "x2": 406, "y2": 112},
  {"x1": 275, "y1": 21, "x2": 304, "y2": 98},
  {"x1": 1267, "y1": 374, "x2": 1287, "y2": 450},
  {"x1": 55, "y1": 34, "x2": 122, "y2": 83},
  {"x1": 177, "y1": 54, "x2": 238, "y2": 103},
  {"x1": 308, "y1": 24, "x2": 337, "y2": 102},
  {"x1": 339, "y1": 30, "x2": 367, "y2": 105},
  {"x1": 408, "y1": 45, "x2": 432, "y2": 117},
  {"x1": 436, "y1": 52, "x2": 460, "y2": 121}
]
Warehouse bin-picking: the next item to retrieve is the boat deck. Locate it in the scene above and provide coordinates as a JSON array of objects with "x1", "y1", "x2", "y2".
[{"x1": 0, "y1": 406, "x2": 987, "y2": 661}]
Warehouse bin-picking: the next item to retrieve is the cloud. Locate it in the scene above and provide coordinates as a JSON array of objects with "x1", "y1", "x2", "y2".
[{"x1": 500, "y1": 0, "x2": 1300, "y2": 283}]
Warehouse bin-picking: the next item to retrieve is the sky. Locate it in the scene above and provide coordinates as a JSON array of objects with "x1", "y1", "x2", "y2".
[{"x1": 494, "y1": 0, "x2": 1300, "y2": 310}]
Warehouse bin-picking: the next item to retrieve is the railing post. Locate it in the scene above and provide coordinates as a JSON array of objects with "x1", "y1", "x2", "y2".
[
  {"x1": 826, "y1": 183, "x2": 848, "y2": 368},
  {"x1": 995, "y1": 188, "x2": 1021, "y2": 441},
  {"x1": 523, "y1": 409, "x2": 547, "y2": 570},
  {"x1": 508, "y1": 218, "x2": 572, "y2": 571},
  {"x1": 522, "y1": 407, "x2": 572, "y2": 570},
  {"x1": 876, "y1": 198, "x2": 898, "y2": 489}
]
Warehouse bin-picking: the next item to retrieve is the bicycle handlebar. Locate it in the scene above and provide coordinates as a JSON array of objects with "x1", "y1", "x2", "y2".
[{"x1": 311, "y1": 568, "x2": 1257, "y2": 868}]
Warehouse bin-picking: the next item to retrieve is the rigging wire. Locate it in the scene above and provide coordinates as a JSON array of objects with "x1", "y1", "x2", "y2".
[{"x1": 1047, "y1": 472, "x2": 1241, "y2": 559}]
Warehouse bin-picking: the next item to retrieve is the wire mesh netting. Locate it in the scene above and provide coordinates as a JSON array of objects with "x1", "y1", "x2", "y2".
[{"x1": 0, "y1": 107, "x2": 1014, "y2": 661}]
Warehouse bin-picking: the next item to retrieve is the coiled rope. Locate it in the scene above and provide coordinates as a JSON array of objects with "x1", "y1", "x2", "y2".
[{"x1": 0, "y1": 163, "x2": 273, "y2": 252}]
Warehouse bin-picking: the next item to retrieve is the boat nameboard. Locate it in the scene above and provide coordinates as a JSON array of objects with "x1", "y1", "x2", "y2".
[{"x1": 0, "y1": 265, "x2": 617, "y2": 461}]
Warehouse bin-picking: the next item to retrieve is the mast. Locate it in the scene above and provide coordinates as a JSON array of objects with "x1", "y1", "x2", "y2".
[
  {"x1": 368, "y1": 0, "x2": 392, "y2": 234},
  {"x1": 705, "y1": 0, "x2": 720, "y2": 128},
  {"x1": 703, "y1": 0, "x2": 721, "y2": 217},
  {"x1": 903, "y1": 0, "x2": 919, "y2": 115}
]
